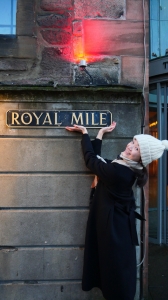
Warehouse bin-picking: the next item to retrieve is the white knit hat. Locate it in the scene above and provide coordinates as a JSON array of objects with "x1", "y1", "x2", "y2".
[{"x1": 134, "y1": 134, "x2": 168, "y2": 167}]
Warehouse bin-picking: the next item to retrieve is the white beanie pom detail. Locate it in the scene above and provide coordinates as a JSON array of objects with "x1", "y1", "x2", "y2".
[{"x1": 161, "y1": 140, "x2": 168, "y2": 150}]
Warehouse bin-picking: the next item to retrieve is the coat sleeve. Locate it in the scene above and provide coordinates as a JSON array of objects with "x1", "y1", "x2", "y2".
[
  {"x1": 81, "y1": 134, "x2": 116, "y2": 183},
  {"x1": 91, "y1": 138, "x2": 102, "y2": 155}
]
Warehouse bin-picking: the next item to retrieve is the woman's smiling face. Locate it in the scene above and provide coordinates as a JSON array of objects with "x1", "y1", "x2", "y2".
[{"x1": 121, "y1": 138, "x2": 141, "y2": 162}]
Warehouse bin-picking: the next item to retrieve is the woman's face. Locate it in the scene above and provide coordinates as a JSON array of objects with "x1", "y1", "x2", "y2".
[{"x1": 121, "y1": 138, "x2": 141, "y2": 162}]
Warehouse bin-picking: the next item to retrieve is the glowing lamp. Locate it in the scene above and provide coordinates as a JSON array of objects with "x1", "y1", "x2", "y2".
[
  {"x1": 78, "y1": 59, "x2": 93, "y2": 85},
  {"x1": 79, "y1": 59, "x2": 87, "y2": 68}
]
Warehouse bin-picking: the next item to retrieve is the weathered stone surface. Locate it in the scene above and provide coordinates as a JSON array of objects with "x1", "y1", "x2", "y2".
[
  {"x1": 0, "y1": 174, "x2": 93, "y2": 207},
  {"x1": 121, "y1": 56, "x2": 145, "y2": 87},
  {"x1": 0, "y1": 2, "x2": 147, "y2": 300},
  {"x1": 0, "y1": 248, "x2": 83, "y2": 280},
  {"x1": 0, "y1": 138, "x2": 84, "y2": 172},
  {"x1": 40, "y1": 0, "x2": 73, "y2": 11},
  {"x1": 0, "y1": 210, "x2": 88, "y2": 245},
  {"x1": 40, "y1": 47, "x2": 71, "y2": 78},
  {"x1": 0, "y1": 36, "x2": 36, "y2": 59},
  {"x1": 0, "y1": 59, "x2": 27, "y2": 71},
  {"x1": 0, "y1": 283, "x2": 104, "y2": 300},
  {"x1": 0, "y1": 248, "x2": 44, "y2": 280},
  {"x1": 83, "y1": 20, "x2": 144, "y2": 57},
  {"x1": 0, "y1": 138, "x2": 140, "y2": 172},
  {"x1": 74, "y1": 0, "x2": 125, "y2": 19},
  {"x1": 0, "y1": 100, "x2": 141, "y2": 137},
  {"x1": 74, "y1": 58, "x2": 120, "y2": 85},
  {"x1": 41, "y1": 29, "x2": 71, "y2": 45},
  {"x1": 73, "y1": 36, "x2": 84, "y2": 60},
  {"x1": 73, "y1": 21, "x2": 82, "y2": 36},
  {"x1": 37, "y1": 12, "x2": 72, "y2": 29},
  {"x1": 0, "y1": 90, "x2": 142, "y2": 104},
  {"x1": 41, "y1": 46, "x2": 71, "y2": 62},
  {"x1": 127, "y1": 0, "x2": 149, "y2": 21},
  {"x1": 17, "y1": 0, "x2": 35, "y2": 36}
]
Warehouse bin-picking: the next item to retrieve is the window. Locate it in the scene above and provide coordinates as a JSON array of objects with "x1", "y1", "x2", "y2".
[
  {"x1": 0, "y1": 0, "x2": 17, "y2": 34},
  {"x1": 150, "y1": 0, "x2": 168, "y2": 59}
]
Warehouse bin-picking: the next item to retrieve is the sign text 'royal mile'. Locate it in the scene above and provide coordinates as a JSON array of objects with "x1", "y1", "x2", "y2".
[{"x1": 6, "y1": 110, "x2": 112, "y2": 128}]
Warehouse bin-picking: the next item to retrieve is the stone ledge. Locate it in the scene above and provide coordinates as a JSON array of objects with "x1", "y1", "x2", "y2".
[{"x1": 0, "y1": 84, "x2": 142, "y2": 93}]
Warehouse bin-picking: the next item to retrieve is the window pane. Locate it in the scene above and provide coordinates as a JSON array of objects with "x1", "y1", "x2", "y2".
[
  {"x1": 150, "y1": 19, "x2": 159, "y2": 58},
  {"x1": 150, "y1": 0, "x2": 168, "y2": 58},
  {"x1": 150, "y1": 1, "x2": 160, "y2": 58},
  {"x1": 160, "y1": 0, "x2": 168, "y2": 21},
  {"x1": 0, "y1": 2, "x2": 11, "y2": 25},
  {"x1": 0, "y1": 27, "x2": 12, "y2": 34},
  {"x1": 160, "y1": 0, "x2": 168, "y2": 56},
  {"x1": 13, "y1": 0, "x2": 17, "y2": 24},
  {"x1": 0, "y1": 0, "x2": 17, "y2": 34}
]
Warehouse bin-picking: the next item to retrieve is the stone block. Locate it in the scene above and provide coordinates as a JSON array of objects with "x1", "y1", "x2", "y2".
[
  {"x1": 127, "y1": 0, "x2": 149, "y2": 21},
  {"x1": 73, "y1": 36, "x2": 84, "y2": 60},
  {"x1": 40, "y1": 47, "x2": 71, "y2": 77},
  {"x1": 83, "y1": 20, "x2": 144, "y2": 57},
  {"x1": 74, "y1": 58, "x2": 120, "y2": 85},
  {"x1": 41, "y1": 29, "x2": 71, "y2": 45},
  {"x1": 0, "y1": 174, "x2": 93, "y2": 207},
  {"x1": 74, "y1": 0, "x2": 125, "y2": 19},
  {"x1": 17, "y1": 0, "x2": 35, "y2": 36},
  {"x1": 40, "y1": 0, "x2": 73, "y2": 11},
  {"x1": 72, "y1": 21, "x2": 83, "y2": 36},
  {"x1": 0, "y1": 138, "x2": 140, "y2": 172},
  {"x1": 0, "y1": 59, "x2": 28, "y2": 71},
  {"x1": 0, "y1": 248, "x2": 44, "y2": 280},
  {"x1": 0, "y1": 210, "x2": 88, "y2": 245},
  {"x1": 0, "y1": 248, "x2": 83, "y2": 280},
  {"x1": 0, "y1": 36, "x2": 36, "y2": 58},
  {"x1": 0, "y1": 283, "x2": 104, "y2": 300},
  {"x1": 121, "y1": 56, "x2": 145, "y2": 87},
  {"x1": 44, "y1": 248, "x2": 83, "y2": 279},
  {"x1": 0, "y1": 138, "x2": 85, "y2": 172},
  {"x1": 37, "y1": 12, "x2": 72, "y2": 29}
]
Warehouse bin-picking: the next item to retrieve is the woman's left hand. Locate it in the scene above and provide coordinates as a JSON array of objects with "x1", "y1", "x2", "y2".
[
  {"x1": 96, "y1": 121, "x2": 116, "y2": 139},
  {"x1": 65, "y1": 124, "x2": 88, "y2": 134},
  {"x1": 100, "y1": 121, "x2": 117, "y2": 134}
]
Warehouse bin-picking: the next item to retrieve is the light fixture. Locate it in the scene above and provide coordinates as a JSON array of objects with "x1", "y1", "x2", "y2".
[
  {"x1": 79, "y1": 59, "x2": 93, "y2": 85},
  {"x1": 149, "y1": 121, "x2": 157, "y2": 127},
  {"x1": 79, "y1": 59, "x2": 87, "y2": 69}
]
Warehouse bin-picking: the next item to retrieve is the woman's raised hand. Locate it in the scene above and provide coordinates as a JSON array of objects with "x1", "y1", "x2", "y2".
[
  {"x1": 65, "y1": 122, "x2": 116, "y2": 136},
  {"x1": 65, "y1": 124, "x2": 88, "y2": 134},
  {"x1": 96, "y1": 121, "x2": 116, "y2": 140},
  {"x1": 101, "y1": 121, "x2": 116, "y2": 134}
]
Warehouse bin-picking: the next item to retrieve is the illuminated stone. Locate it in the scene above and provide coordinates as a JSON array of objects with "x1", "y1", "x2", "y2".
[
  {"x1": 72, "y1": 21, "x2": 82, "y2": 36},
  {"x1": 74, "y1": 0, "x2": 125, "y2": 19},
  {"x1": 41, "y1": 30, "x2": 71, "y2": 45}
]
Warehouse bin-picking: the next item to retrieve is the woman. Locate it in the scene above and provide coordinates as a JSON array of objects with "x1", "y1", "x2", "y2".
[{"x1": 66, "y1": 122, "x2": 168, "y2": 300}]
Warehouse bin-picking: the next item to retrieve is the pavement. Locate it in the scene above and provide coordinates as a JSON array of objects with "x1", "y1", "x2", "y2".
[{"x1": 148, "y1": 243, "x2": 168, "y2": 300}]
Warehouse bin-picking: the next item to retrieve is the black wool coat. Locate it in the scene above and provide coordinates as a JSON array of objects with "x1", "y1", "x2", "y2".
[{"x1": 81, "y1": 134, "x2": 141, "y2": 300}]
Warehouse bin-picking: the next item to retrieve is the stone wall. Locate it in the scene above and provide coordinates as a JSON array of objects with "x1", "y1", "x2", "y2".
[
  {"x1": 0, "y1": 0, "x2": 148, "y2": 90},
  {"x1": 0, "y1": 88, "x2": 143, "y2": 299},
  {"x1": 0, "y1": 0, "x2": 149, "y2": 299}
]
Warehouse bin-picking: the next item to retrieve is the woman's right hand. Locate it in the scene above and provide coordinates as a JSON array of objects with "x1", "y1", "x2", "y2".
[{"x1": 65, "y1": 124, "x2": 88, "y2": 134}]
